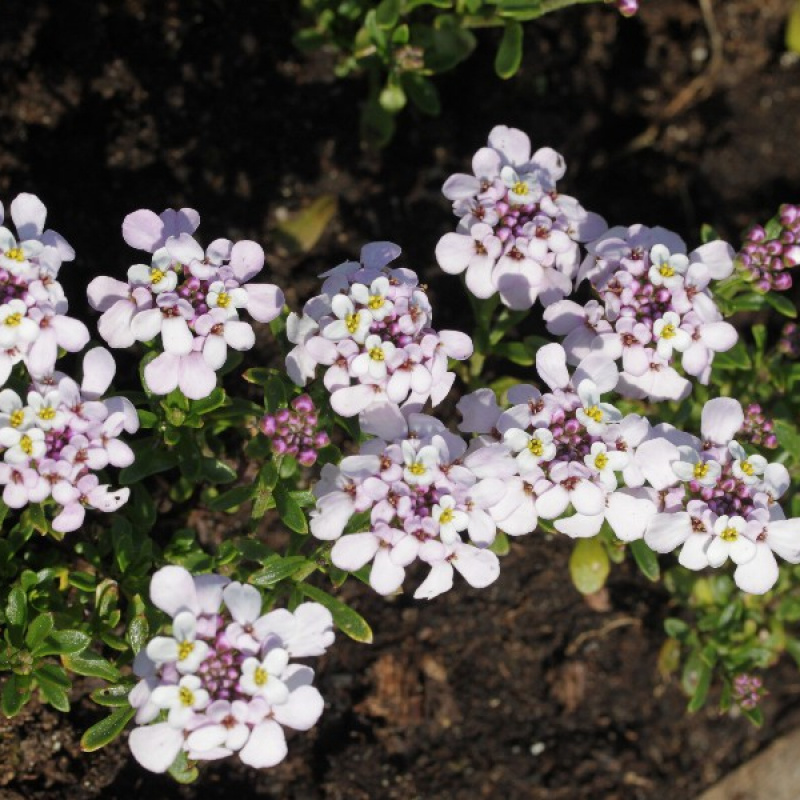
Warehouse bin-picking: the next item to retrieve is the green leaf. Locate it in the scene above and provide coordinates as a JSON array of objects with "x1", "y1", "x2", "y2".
[
  {"x1": 742, "y1": 705, "x2": 764, "y2": 726},
  {"x1": 126, "y1": 613, "x2": 149, "y2": 654},
  {"x1": 25, "y1": 613, "x2": 54, "y2": 650},
  {"x1": 33, "y1": 629, "x2": 91, "y2": 657},
  {"x1": 700, "y1": 223, "x2": 719, "y2": 244},
  {"x1": 6, "y1": 586, "x2": 27, "y2": 629},
  {"x1": 787, "y1": 0, "x2": 800, "y2": 54},
  {"x1": 375, "y1": 0, "x2": 400, "y2": 27},
  {"x1": 764, "y1": 291, "x2": 797, "y2": 318},
  {"x1": 63, "y1": 651, "x2": 121, "y2": 682},
  {"x1": 664, "y1": 617, "x2": 690, "y2": 639},
  {"x1": 421, "y1": 19, "x2": 476, "y2": 73},
  {"x1": 264, "y1": 375, "x2": 288, "y2": 413},
  {"x1": 774, "y1": 419, "x2": 800, "y2": 461},
  {"x1": 119, "y1": 441, "x2": 178, "y2": 484},
  {"x1": 343, "y1": 510, "x2": 372, "y2": 535},
  {"x1": 401, "y1": 73, "x2": 441, "y2": 115},
  {"x1": 494, "y1": 340, "x2": 535, "y2": 366},
  {"x1": 206, "y1": 485, "x2": 253, "y2": 512},
  {"x1": 686, "y1": 659, "x2": 713, "y2": 713},
  {"x1": 629, "y1": 540, "x2": 660, "y2": 581},
  {"x1": 489, "y1": 530, "x2": 510, "y2": 556},
  {"x1": 199, "y1": 458, "x2": 238, "y2": 484},
  {"x1": 712, "y1": 340, "x2": 752, "y2": 370},
  {"x1": 250, "y1": 555, "x2": 312, "y2": 587},
  {"x1": 189, "y1": 387, "x2": 227, "y2": 416},
  {"x1": 167, "y1": 749, "x2": 199, "y2": 784},
  {"x1": 728, "y1": 292, "x2": 765, "y2": 313},
  {"x1": 91, "y1": 685, "x2": 134, "y2": 708},
  {"x1": 35, "y1": 664, "x2": 71, "y2": 712},
  {"x1": 300, "y1": 584, "x2": 373, "y2": 643},
  {"x1": 80, "y1": 706, "x2": 136, "y2": 752},
  {"x1": 274, "y1": 486, "x2": 309, "y2": 534},
  {"x1": 495, "y1": 21, "x2": 523, "y2": 79},
  {"x1": 2, "y1": 673, "x2": 32, "y2": 718},
  {"x1": 568, "y1": 537, "x2": 609, "y2": 595}
]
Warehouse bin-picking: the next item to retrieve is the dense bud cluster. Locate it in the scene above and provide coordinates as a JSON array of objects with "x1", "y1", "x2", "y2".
[
  {"x1": 260, "y1": 394, "x2": 329, "y2": 466},
  {"x1": 738, "y1": 204, "x2": 800, "y2": 292}
]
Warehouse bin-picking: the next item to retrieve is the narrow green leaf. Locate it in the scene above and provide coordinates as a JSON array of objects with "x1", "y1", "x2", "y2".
[
  {"x1": 119, "y1": 441, "x2": 178, "y2": 484},
  {"x1": 6, "y1": 587, "x2": 27, "y2": 629},
  {"x1": 2, "y1": 674, "x2": 32, "y2": 718},
  {"x1": 300, "y1": 584, "x2": 373, "y2": 643},
  {"x1": 687, "y1": 661, "x2": 713, "y2": 712},
  {"x1": 25, "y1": 613, "x2": 54, "y2": 650},
  {"x1": 264, "y1": 375, "x2": 288, "y2": 413},
  {"x1": 376, "y1": 0, "x2": 400, "y2": 27},
  {"x1": 274, "y1": 486, "x2": 309, "y2": 534},
  {"x1": 495, "y1": 21, "x2": 524, "y2": 79},
  {"x1": 91, "y1": 685, "x2": 134, "y2": 707},
  {"x1": 199, "y1": 458, "x2": 238, "y2": 484},
  {"x1": 630, "y1": 540, "x2": 660, "y2": 581},
  {"x1": 489, "y1": 530, "x2": 510, "y2": 556},
  {"x1": 568, "y1": 537, "x2": 610, "y2": 595},
  {"x1": 402, "y1": 73, "x2": 441, "y2": 116},
  {"x1": 664, "y1": 617, "x2": 690, "y2": 639},
  {"x1": 63, "y1": 651, "x2": 121, "y2": 682},
  {"x1": 712, "y1": 340, "x2": 752, "y2": 370},
  {"x1": 189, "y1": 387, "x2": 227, "y2": 416},
  {"x1": 80, "y1": 706, "x2": 136, "y2": 752},
  {"x1": 250, "y1": 556, "x2": 311, "y2": 587},
  {"x1": 33, "y1": 629, "x2": 91, "y2": 657},
  {"x1": 167, "y1": 749, "x2": 199, "y2": 784},
  {"x1": 764, "y1": 291, "x2": 797, "y2": 318}
]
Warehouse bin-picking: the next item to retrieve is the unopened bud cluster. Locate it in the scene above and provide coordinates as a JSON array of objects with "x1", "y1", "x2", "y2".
[
  {"x1": 738, "y1": 204, "x2": 800, "y2": 292},
  {"x1": 741, "y1": 403, "x2": 777, "y2": 450},
  {"x1": 732, "y1": 673, "x2": 765, "y2": 711},
  {"x1": 260, "y1": 394, "x2": 329, "y2": 466}
]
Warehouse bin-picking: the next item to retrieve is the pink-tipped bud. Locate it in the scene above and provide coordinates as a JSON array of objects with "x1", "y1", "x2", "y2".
[{"x1": 292, "y1": 394, "x2": 315, "y2": 414}]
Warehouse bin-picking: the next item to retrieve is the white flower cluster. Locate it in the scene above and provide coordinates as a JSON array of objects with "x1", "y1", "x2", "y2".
[{"x1": 130, "y1": 566, "x2": 334, "y2": 773}]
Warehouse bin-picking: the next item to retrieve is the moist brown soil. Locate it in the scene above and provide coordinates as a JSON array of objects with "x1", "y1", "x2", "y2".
[{"x1": 2, "y1": 0, "x2": 800, "y2": 798}]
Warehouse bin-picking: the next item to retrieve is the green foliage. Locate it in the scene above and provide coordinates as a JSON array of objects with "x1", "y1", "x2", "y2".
[{"x1": 294, "y1": 0, "x2": 610, "y2": 145}]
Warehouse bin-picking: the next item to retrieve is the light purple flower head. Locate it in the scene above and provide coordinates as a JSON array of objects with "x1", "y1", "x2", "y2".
[
  {"x1": 129, "y1": 566, "x2": 334, "y2": 774},
  {"x1": 88, "y1": 207, "x2": 285, "y2": 400}
]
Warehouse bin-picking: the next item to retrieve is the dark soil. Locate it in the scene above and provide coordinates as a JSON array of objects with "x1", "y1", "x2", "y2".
[{"x1": 2, "y1": 0, "x2": 800, "y2": 797}]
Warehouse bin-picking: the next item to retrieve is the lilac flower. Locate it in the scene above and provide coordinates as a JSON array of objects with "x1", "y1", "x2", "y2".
[
  {"x1": 88, "y1": 207, "x2": 284, "y2": 399},
  {"x1": 0, "y1": 347, "x2": 136, "y2": 529},
  {"x1": 633, "y1": 398, "x2": 800, "y2": 593},
  {"x1": 436, "y1": 126, "x2": 606, "y2": 309},
  {"x1": 129, "y1": 567, "x2": 334, "y2": 774},
  {"x1": 738, "y1": 204, "x2": 800, "y2": 292},
  {"x1": 286, "y1": 243, "x2": 472, "y2": 416},
  {"x1": 0, "y1": 193, "x2": 87, "y2": 383},
  {"x1": 310, "y1": 403, "x2": 522, "y2": 599},
  {"x1": 545, "y1": 226, "x2": 737, "y2": 401}
]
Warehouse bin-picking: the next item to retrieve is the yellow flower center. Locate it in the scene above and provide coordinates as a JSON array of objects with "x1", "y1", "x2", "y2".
[
  {"x1": 369, "y1": 346, "x2": 385, "y2": 361},
  {"x1": 38, "y1": 407, "x2": 56, "y2": 421},
  {"x1": 741, "y1": 460, "x2": 755, "y2": 476},
  {"x1": 178, "y1": 687, "x2": 195, "y2": 706},
  {"x1": 9, "y1": 409, "x2": 24, "y2": 428},
  {"x1": 150, "y1": 267, "x2": 166, "y2": 284},
  {"x1": 4, "y1": 312, "x2": 22, "y2": 327},
  {"x1": 720, "y1": 526, "x2": 739, "y2": 543},
  {"x1": 20, "y1": 435, "x2": 33, "y2": 456},
  {"x1": 368, "y1": 295, "x2": 385, "y2": 311},
  {"x1": 527, "y1": 438, "x2": 544, "y2": 457},
  {"x1": 253, "y1": 666, "x2": 268, "y2": 687},
  {"x1": 693, "y1": 462, "x2": 709, "y2": 479},
  {"x1": 216, "y1": 291, "x2": 231, "y2": 308},
  {"x1": 178, "y1": 641, "x2": 194, "y2": 661},
  {"x1": 5, "y1": 247, "x2": 25, "y2": 262},
  {"x1": 512, "y1": 181, "x2": 527, "y2": 196},
  {"x1": 584, "y1": 406, "x2": 603, "y2": 423},
  {"x1": 439, "y1": 507, "x2": 454, "y2": 525},
  {"x1": 408, "y1": 462, "x2": 427, "y2": 476},
  {"x1": 659, "y1": 262, "x2": 675, "y2": 278},
  {"x1": 594, "y1": 452, "x2": 609, "y2": 470},
  {"x1": 660, "y1": 323, "x2": 676, "y2": 340},
  {"x1": 345, "y1": 312, "x2": 360, "y2": 334}
]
